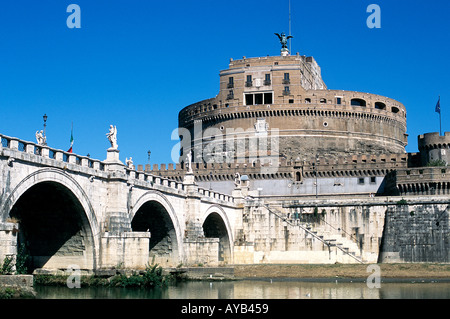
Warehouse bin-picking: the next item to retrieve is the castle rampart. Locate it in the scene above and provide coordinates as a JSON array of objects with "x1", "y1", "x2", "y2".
[
  {"x1": 418, "y1": 132, "x2": 450, "y2": 166},
  {"x1": 178, "y1": 55, "x2": 407, "y2": 161}
]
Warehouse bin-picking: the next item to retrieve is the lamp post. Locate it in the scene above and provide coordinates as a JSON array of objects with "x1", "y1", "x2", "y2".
[{"x1": 43, "y1": 114, "x2": 48, "y2": 145}]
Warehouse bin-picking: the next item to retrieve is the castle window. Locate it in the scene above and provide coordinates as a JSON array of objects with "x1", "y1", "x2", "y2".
[
  {"x1": 358, "y1": 177, "x2": 365, "y2": 185},
  {"x1": 283, "y1": 86, "x2": 290, "y2": 95},
  {"x1": 264, "y1": 92, "x2": 273, "y2": 104},
  {"x1": 336, "y1": 97, "x2": 342, "y2": 105},
  {"x1": 295, "y1": 171, "x2": 301, "y2": 182},
  {"x1": 351, "y1": 98, "x2": 366, "y2": 107},
  {"x1": 283, "y1": 73, "x2": 290, "y2": 84},
  {"x1": 245, "y1": 92, "x2": 273, "y2": 105},
  {"x1": 370, "y1": 176, "x2": 376, "y2": 184},
  {"x1": 227, "y1": 90, "x2": 234, "y2": 100},
  {"x1": 245, "y1": 94, "x2": 254, "y2": 105},
  {"x1": 227, "y1": 77, "x2": 234, "y2": 88},
  {"x1": 264, "y1": 74, "x2": 271, "y2": 85},
  {"x1": 246, "y1": 75, "x2": 253, "y2": 87},
  {"x1": 320, "y1": 98, "x2": 326, "y2": 103},
  {"x1": 255, "y1": 93, "x2": 263, "y2": 105},
  {"x1": 289, "y1": 99, "x2": 294, "y2": 104},
  {"x1": 375, "y1": 102, "x2": 386, "y2": 110},
  {"x1": 305, "y1": 98, "x2": 311, "y2": 103},
  {"x1": 392, "y1": 106, "x2": 400, "y2": 113}
]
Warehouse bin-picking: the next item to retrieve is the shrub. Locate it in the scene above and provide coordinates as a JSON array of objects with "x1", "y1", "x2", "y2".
[{"x1": 0, "y1": 256, "x2": 14, "y2": 275}]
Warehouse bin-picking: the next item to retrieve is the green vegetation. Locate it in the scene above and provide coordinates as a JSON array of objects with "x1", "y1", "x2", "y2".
[
  {"x1": 34, "y1": 264, "x2": 173, "y2": 288},
  {"x1": 426, "y1": 159, "x2": 447, "y2": 167},
  {"x1": 0, "y1": 286, "x2": 35, "y2": 299},
  {"x1": 0, "y1": 244, "x2": 30, "y2": 275},
  {"x1": 0, "y1": 255, "x2": 14, "y2": 275},
  {"x1": 15, "y1": 244, "x2": 29, "y2": 274},
  {"x1": 396, "y1": 199, "x2": 408, "y2": 206}
]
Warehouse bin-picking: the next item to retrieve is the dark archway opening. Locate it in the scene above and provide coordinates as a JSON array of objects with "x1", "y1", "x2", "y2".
[
  {"x1": 351, "y1": 98, "x2": 366, "y2": 107},
  {"x1": 131, "y1": 201, "x2": 178, "y2": 265},
  {"x1": 9, "y1": 182, "x2": 93, "y2": 273},
  {"x1": 202, "y1": 213, "x2": 231, "y2": 263}
]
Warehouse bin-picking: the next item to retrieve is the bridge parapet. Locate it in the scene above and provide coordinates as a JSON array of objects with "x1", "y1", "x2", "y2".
[
  {"x1": 1, "y1": 133, "x2": 106, "y2": 172},
  {"x1": 0, "y1": 133, "x2": 236, "y2": 205}
]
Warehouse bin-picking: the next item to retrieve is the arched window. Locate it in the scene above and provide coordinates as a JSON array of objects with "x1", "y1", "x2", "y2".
[
  {"x1": 375, "y1": 102, "x2": 386, "y2": 110},
  {"x1": 351, "y1": 98, "x2": 366, "y2": 107},
  {"x1": 320, "y1": 98, "x2": 327, "y2": 103},
  {"x1": 295, "y1": 171, "x2": 301, "y2": 182},
  {"x1": 392, "y1": 106, "x2": 400, "y2": 113},
  {"x1": 305, "y1": 98, "x2": 311, "y2": 103}
]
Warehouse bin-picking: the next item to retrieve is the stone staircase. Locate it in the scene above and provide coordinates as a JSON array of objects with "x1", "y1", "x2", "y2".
[
  {"x1": 321, "y1": 232, "x2": 363, "y2": 262},
  {"x1": 264, "y1": 204, "x2": 363, "y2": 263}
]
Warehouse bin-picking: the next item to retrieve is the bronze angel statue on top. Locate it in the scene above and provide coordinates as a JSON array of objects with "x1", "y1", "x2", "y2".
[{"x1": 274, "y1": 32, "x2": 293, "y2": 50}]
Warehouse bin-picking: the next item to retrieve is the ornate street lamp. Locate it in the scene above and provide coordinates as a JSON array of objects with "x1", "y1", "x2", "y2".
[{"x1": 43, "y1": 114, "x2": 48, "y2": 145}]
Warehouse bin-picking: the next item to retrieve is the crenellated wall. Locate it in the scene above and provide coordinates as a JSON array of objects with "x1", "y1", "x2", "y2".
[{"x1": 418, "y1": 132, "x2": 450, "y2": 166}]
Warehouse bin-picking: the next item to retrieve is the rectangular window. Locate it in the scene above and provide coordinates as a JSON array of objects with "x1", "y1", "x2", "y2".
[
  {"x1": 246, "y1": 75, "x2": 253, "y2": 87},
  {"x1": 245, "y1": 94, "x2": 254, "y2": 105},
  {"x1": 264, "y1": 92, "x2": 273, "y2": 104},
  {"x1": 370, "y1": 176, "x2": 376, "y2": 184},
  {"x1": 228, "y1": 77, "x2": 234, "y2": 88},
  {"x1": 255, "y1": 93, "x2": 263, "y2": 105},
  {"x1": 336, "y1": 97, "x2": 342, "y2": 105},
  {"x1": 358, "y1": 178, "x2": 365, "y2": 185}
]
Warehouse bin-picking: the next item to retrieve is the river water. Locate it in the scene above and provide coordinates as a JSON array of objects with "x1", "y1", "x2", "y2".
[{"x1": 34, "y1": 279, "x2": 450, "y2": 299}]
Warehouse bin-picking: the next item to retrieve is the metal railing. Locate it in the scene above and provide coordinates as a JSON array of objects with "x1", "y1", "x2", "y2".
[{"x1": 263, "y1": 203, "x2": 363, "y2": 263}]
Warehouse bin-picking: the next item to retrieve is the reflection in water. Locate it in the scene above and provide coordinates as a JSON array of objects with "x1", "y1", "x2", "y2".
[{"x1": 35, "y1": 280, "x2": 450, "y2": 299}]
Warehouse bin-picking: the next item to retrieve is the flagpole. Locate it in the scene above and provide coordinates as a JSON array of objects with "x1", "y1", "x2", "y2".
[{"x1": 439, "y1": 96, "x2": 442, "y2": 136}]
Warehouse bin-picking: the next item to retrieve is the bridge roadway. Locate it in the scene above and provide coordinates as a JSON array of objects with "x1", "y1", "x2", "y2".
[{"x1": 0, "y1": 133, "x2": 239, "y2": 272}]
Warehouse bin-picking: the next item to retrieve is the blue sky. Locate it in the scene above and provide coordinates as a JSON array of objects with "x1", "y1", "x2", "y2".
[{"x1": 0, "y1": 0, "x2": 448, "y2": 166}]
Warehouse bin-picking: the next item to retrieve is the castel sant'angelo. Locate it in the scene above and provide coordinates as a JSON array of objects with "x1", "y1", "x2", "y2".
[{"x1": 148, "y1": 35, "x2": 449, "y2": 200}]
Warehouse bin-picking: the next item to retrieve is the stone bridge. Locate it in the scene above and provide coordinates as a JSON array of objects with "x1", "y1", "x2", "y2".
[
  {"x1": 0, "y1": 133, "x2": 239, "y2": 272},
  {"x1": 1, "y1": 133, "x2": 449, "y2": 273}
]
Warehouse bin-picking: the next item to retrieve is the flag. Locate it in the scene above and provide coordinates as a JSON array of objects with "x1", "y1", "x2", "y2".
[
  {"x1": 435, "y1": 97, "x2": 441, "y2": 114},
  {"x1": 67, "y1": 124, "x2": 74, "y2": 153}
]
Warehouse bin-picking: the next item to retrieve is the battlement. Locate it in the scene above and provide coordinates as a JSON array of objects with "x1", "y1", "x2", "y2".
[
  {"x1": 418, "y1": 132, "x2": 450, "y2": 150},
  {"x1": 143, "y1": 152, "x2": 408, "y2": 183}
]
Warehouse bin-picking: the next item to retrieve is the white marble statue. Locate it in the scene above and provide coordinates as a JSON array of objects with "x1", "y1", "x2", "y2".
[
  {"x1": 234, "y1": 172, "x2": 241, "y2": 187},
  {"x1": 106, "y1": 125, "x2": 118, "y2": 149},
  {"x1": 186, "y1": 150, "x2": 193, "y2": 173},
  {"x1": 126, "y1": 157, "x2": 134, "y2": 169},
  {"x1": 35, "y1": 130, "x2": 45, "y2": 145}
]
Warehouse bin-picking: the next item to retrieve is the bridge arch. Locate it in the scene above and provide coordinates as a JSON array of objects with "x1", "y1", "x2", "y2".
[
  {"x1": 201, "y1": 205, "x2": 234, "y2": 264},
  {"x1": 1, "y1": 168, "x2": 99, "y2": 271},
  {"x1": 130, "y1": 191, "x2": 184, "y2": 266}
]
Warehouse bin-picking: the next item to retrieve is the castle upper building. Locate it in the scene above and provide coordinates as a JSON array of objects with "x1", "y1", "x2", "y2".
[{"x1": 178, "y1": 52, "x2": 408, "y2": 163}]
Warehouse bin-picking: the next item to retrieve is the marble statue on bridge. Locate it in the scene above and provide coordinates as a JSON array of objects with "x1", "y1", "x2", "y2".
[{"x1": 106, "y1": 125, "x2": 118, "y2": 149}]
